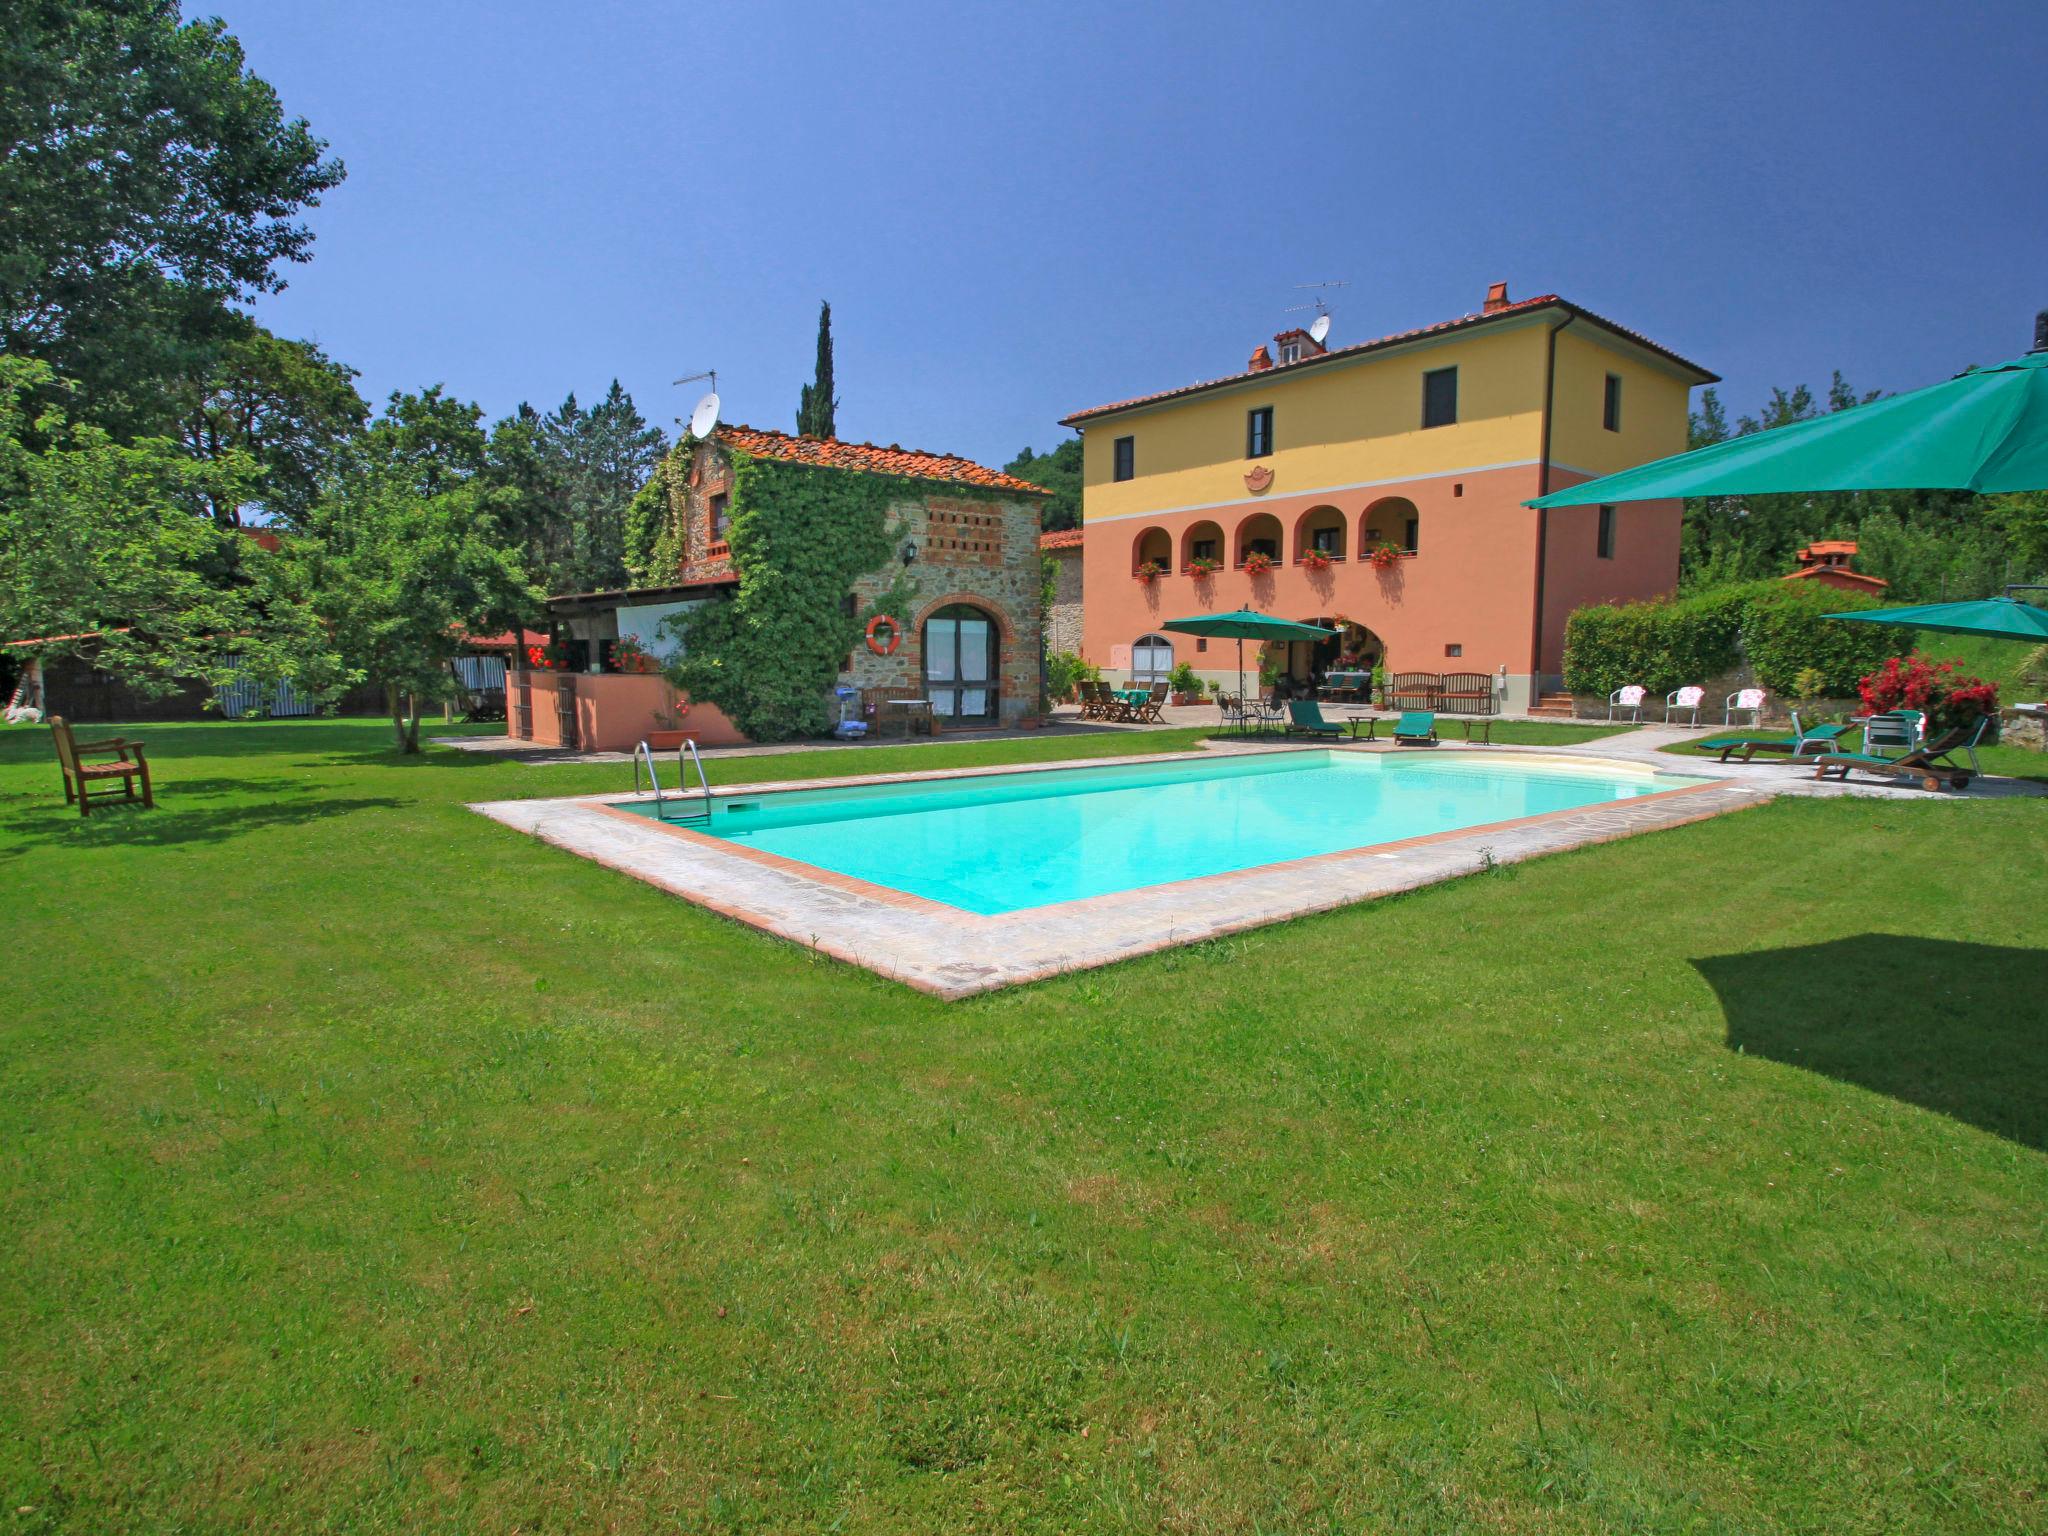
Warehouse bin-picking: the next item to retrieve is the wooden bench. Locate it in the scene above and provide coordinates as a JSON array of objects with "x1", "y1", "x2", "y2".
[{"x1": 50, "y1": 715, "x2": 154, "y2": 817}]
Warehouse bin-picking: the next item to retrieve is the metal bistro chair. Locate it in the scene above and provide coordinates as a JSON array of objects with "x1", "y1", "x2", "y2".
[
  {"x1": 1608, "y1": 684, "x2": 1647, "y2": 721},
  {"x1": 1862, "y1": 709, "x2": 1925, "y2": 756},
  {"x1": 1664, "y1": 685, "x2": 1705, "y2": 726},
  {"x1": 1724, "y1": 687, "x2": 1767, "y2": 727}
]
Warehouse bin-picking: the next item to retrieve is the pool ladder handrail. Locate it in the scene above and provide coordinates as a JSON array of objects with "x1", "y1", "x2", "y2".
[{"x1": 634, "y1": 736, "x2": 712, "y2": 824}]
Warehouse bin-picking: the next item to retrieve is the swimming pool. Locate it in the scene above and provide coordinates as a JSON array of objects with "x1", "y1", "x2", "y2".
[{"x1": 620, "y1": 749, "x2": 1707, "y2": 915}]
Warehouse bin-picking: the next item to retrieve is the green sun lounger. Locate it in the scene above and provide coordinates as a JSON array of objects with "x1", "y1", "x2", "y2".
[
  {"x1": 1698, "y1": 714, "x2": 1852, "y2": 763},
  {"x1": 1285, "y1": 700, "x2": 1373, "y2": 740},
  {"x1": 1392, "y1": 711, "x2": 1437, "y2": 745},
  {"x1": 1812, "y1": 728, "x2": 1975, "y2": 790}
]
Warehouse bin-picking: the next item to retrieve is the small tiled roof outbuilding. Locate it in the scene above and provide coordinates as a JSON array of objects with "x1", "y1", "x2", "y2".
[
  {"x1": 1038, "y1": 528, "x2": 1084, "y2": 551},
  {"x1": 715, "y1": 424, "x2": 1051, "y2": 497}
]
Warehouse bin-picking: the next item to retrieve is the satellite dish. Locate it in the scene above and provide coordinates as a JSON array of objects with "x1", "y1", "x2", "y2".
[
  {"x1": 688, "y1": 392, "x2": 721, "y2": 439},
  {"x1": 1309, "y1": 313, "x2": 1331, "y2": 345}
]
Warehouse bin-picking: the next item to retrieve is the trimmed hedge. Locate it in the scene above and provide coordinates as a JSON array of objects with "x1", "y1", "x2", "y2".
[{"x1": 1563, "y1": 581, "x2": 1903, "y2": 697}]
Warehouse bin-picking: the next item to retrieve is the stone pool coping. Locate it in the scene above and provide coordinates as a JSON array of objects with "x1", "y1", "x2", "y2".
[{"x1": 469, "y1": 742, "x2": 1770, "y2": 999}]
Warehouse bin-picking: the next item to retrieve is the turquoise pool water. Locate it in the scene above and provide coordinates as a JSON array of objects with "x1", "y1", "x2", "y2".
[{"x1": 623, "y1": 750, "x2": 1705, "y2": 915}]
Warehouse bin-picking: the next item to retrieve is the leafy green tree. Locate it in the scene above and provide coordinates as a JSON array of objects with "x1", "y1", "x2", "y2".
[
  {"x1": 576, "y1": 380, "x2": 666, "y2": 589},
  {"x1": 295, "y1": 390, "x2": 539, "y2": 752},
  {"x1": 1, "y1": 1, "x2": 344, "y2": 435},
  {"x1": 169, "y1": 315, "x2": 367, "y2": 527},
  {"x1": 796, "y1": 300, "x2": 837, "y2": 439},
  {"x1": 0, "y1": 357, "x2": 344, "y2": 697},
  {"x1": 486, "y1": 383, "x2": 663, "y2": 596},
  {"x1": 1003, "y1": 438, "x2": 1081, "y2": 531}
]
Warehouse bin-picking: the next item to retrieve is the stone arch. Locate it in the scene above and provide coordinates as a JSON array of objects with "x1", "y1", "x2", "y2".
[
  {"x1": 1131, "y1": 525, "x2": 1173, "y2": 575},
  {"x1": 1235, "y1": 511, "x2": 1284, "y2": 567},
  {"x1": 914, "y1": 596, "x2": 1010, "y2": 726},
  {"x1": 1181, "y1": 519, "x2": 1225, "y2": 570},
  {"x1": 1360, "y1": 496, "x2": 1421, "y2": 557},
  {"x1": 1294, "y1": 504, "x2": 1347, "y2": 562}
]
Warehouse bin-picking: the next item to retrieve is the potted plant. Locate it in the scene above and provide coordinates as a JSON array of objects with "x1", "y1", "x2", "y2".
[
  {"x1": 1301, "y1": 548, "x2": 1334, "y2": 572},
  {"x1": 1242, "y1": 550, "x2": 1276, "y2": 575},
  {"x1": 1187, "y1": 554, "x2": 1222, "y2": 579},
  {"x1": 1134, "y1": 559, "x2": 1166, "y2": 584},
  {"x1": 1168, "y1": 661, "x2": 1203, "y2": 705},
  {"x1": 613, "y1": 637, "x2": 660, "y2": 674},
  {"x1": 1367, "y1": 542, "x2": 1402, "y2": 571},
  {"x1": 643, "y1": 699, "x2": 693, "y2": 750}
]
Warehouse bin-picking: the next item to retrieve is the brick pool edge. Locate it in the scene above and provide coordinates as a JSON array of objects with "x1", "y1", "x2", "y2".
[{"x1": 469, "y1": 746, "x2": 1769, "y2": 999}]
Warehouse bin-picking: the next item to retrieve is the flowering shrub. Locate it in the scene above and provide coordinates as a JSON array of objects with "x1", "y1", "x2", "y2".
[
  {"x1": 1367, "y1": 543, "x2": 1402, "y2": 571},
  {"x1": 1241, "y1": 550, "x2": 1276, "y2": 574},
  {"x1": 1858, "y1": 652, "x2": 1999, "y2": 731},
  {"x1": 1134, "y1": 559, "x2": 1166, "y2": 583},
  {"x1": 613, "y1": 637, "x2": 659, "y2": 674},
  {"x1": 525, "y1": 641, "x2": 569, "y2": 671}
]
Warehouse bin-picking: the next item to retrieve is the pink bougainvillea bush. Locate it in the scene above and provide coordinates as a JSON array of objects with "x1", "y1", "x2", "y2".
[{"x1": 1858, "y1": 653, "x2": 1999, "y2": 732}]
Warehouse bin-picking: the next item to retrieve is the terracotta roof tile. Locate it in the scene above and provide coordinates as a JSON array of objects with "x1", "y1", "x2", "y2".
[
  {"x1": 716, "y1": 424, "x2": 1051, "y2": 496},
  {"x1": 1060, "y1": 295, "x2": 1716, "y2": 425},
  {"x1": 1038, "y1": 528, "x2": 1084, "y2": 550}
]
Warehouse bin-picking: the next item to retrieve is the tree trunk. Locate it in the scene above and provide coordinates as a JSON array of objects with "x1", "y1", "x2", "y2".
[{"x1": 386, "y1": 681, "x2": 421, "y2": 754}]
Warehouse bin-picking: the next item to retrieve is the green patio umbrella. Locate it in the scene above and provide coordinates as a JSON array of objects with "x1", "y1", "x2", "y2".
[
  {"x1": 1159, "y1": 607, "x2": 1337, "y2": 702},
  {"x1": 1527, "y1": 334, "x2": 2048, "y2": 508},
  {"x1": 1820, "y1": 594, "x2": 2048, "y2": 641}
]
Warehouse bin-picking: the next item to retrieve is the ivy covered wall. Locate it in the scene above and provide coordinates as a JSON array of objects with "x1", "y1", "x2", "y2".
[{"x1": 657, "y1": 440, "x2": 1045, "y2": 740}]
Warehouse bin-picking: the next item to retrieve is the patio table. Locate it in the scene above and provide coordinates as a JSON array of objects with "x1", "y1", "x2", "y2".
[{"x1": 878, "y1": 697, "x2": 935, "y2": 737}]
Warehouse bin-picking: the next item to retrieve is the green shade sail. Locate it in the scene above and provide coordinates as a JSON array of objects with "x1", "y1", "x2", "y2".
[
  {"x1": 1159, "y1": 608, "x2": 1337, "y2": 703},
  {"x1": 1821, "y1": 595, "x2": 2048, "y2": 641},
  {"x1": 1159, "y1": 608, "x2": 1337, "y2": 641},
  {"x1": 1527, "y1": 349, "x2": 2048, "y2": 508}
]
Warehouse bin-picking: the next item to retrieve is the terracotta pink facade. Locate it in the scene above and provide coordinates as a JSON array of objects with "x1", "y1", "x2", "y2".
[
  {"x1": 1083, "y1": 466, "x2": 1682, "y2": 703},
  {"x1": 1063, "y1": 291, "x2": 1715, "y2": 710}
]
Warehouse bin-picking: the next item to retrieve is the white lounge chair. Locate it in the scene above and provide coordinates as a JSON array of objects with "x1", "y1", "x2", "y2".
[
  {"x1": 1724, "y1": 687, "x2": 1766, "y2": 726},
  {"x1": 1608, "y1": 685, "x2": 1646, "y2": 721},
  {"x1": 1663, "y1": 685, "x2": 1704, "y2": 725}
]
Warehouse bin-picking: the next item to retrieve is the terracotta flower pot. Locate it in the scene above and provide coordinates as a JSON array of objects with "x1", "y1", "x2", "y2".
[{"x1": 644, "y1": 729, "x2": 690, "y2": 750}]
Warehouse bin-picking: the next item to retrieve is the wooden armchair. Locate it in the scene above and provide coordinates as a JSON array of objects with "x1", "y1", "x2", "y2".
[{"x1": 50, "y1": 715, "x2": 154, "y2": 817}]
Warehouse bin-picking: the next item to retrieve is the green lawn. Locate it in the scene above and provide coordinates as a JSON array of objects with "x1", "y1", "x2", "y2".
[{"x1": 3, "y1": 719, "x2": 2044, "y2": 1534}]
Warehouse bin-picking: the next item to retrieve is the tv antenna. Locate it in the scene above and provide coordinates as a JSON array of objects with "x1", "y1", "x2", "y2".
[
  {"x1": 1287, "y1": 280, "x2": 1348, "y2": 342},
  {"x1": 674, "y1": 369, "x2": 720, "y2": 438}
]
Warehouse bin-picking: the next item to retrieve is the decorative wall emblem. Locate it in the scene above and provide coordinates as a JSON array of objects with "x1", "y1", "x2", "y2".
[{"x1": 1244, "y1": 465, "x2": 1274, "y2": 494}]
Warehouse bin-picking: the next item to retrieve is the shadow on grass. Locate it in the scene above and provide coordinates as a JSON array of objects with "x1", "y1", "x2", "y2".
[
  {"x1": 1693, "y1": 935, "x2": 2048, "y2": 1149},
  {"x1": 0, "y1": 794, "x2": 404, "y2": 856}
]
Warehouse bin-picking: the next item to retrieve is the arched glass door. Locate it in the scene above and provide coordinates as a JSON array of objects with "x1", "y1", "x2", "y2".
[
  {"x1": 1131, "y1": 634, "x2": 1174, "y2": 686},
  {"x1": 923, "y1": 604, "x2": 998, "y2": 725}
]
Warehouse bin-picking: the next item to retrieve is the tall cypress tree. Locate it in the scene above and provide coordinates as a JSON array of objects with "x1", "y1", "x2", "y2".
[{"x1": 796, "y1": 300, "x2": 837, "y2": 439}]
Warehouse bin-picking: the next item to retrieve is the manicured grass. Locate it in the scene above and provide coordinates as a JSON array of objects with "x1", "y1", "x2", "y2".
[{"x1": 3, "y1": 719, "x2": 2043, "y2": 1533}]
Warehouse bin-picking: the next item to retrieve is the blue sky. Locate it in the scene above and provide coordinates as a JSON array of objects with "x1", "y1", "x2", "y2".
[{"x1": 223, "y1": 0, "x2": 2048, "y2": 468}]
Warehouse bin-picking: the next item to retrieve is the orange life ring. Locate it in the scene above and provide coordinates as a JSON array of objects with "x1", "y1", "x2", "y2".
[{"x1": 865, "y1": 614, "x2": 902, "y2": 656}]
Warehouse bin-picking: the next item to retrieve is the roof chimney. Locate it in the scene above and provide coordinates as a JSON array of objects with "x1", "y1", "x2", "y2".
[
  {"x1": 1248, "y1": 344, "x2": 1274, "y2": 372},
  {"x1": 1483, "y1": 281, "x2": 1510, "y2": 314},
  {"x1": 1272, "y1": 327, "x2": 1326, "y2": 366}
]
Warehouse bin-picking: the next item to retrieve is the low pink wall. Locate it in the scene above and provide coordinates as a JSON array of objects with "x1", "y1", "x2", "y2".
[{"x1": 505, "y1": 670, "x2": 747, "y2": 750}]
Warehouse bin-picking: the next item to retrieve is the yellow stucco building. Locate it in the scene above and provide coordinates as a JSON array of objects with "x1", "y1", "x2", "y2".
[{"x1": 1060, "y1": 284, "x2": 1717, "y2": 712}]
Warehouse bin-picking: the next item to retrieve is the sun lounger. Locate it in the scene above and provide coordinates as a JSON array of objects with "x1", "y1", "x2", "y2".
[
  {"x1": 1392, "y1": 710, "x2": 1437, "y2": 745},
  {"x1": 1811, "y1": 728, "x2": 1974, "y2": 791},
  {"x1": 1285, "y1": 700, "x2": 1375, "y2": 740},
  {"x1": 1697, "y1": 713, "x2": 1854, "y2": 763}
]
